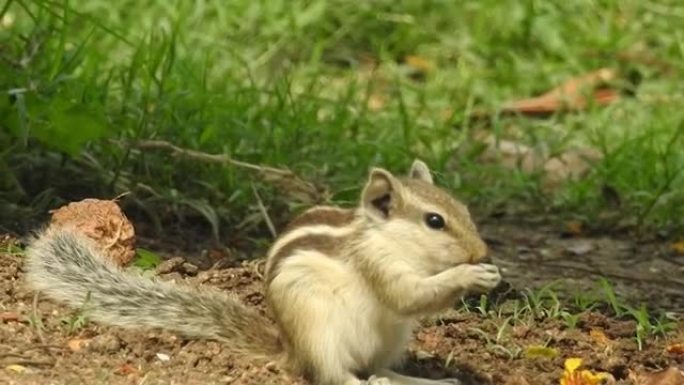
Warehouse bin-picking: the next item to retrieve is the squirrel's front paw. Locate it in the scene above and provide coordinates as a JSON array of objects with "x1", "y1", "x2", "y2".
[{"x1": 460, "y1": 263, "x2": 501, "y2": 293}]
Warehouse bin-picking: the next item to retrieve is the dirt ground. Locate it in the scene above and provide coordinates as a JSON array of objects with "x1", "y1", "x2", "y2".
[{"x1": 1, "y1": 221, "x2": 683, "y2": 385}]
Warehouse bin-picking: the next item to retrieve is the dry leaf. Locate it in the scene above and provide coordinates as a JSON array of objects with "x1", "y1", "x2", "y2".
[
  {"x1": 665, "y1": 343, "x2": 684, "y2": 356},
  {"x1": 629, "y1": 367, "x2": 684, "y2": 385},
  {"x1": 565, "y1": 221, "x2": 584, "y2": 236},
  {"x1": 671, "y1": 241, "x2": 684, "y2": 254},
  {"x1": 589, "y1": 329, "x2": 612, "y2": 346},
  {"x1": 498, "y1": 68, "x2": 619, "y2": 116},
  {"x1": 67, "y1": 338, "x2": 90, "y2": 352},
  {"x1": 523, "y1": 345, "x2": 559, "y2": 359},
  {"x1": 0, "y1": 311, "x2": 20, "y2": 323},
  {"x1": 404, "y1": 55, "x2": 434, "y2": 73},
  {"x1": 49, "y1": 198, "x2": 136, "y2": 266},
  {"x1": 114, "y1": 363, "x2": 138, "y2": 376},
  {"x1": 5, "y1": 364, "x2": 26, "y2": 374},
  {"x1": 367, "y1": 94, "x2": 386, "y2": 111}
]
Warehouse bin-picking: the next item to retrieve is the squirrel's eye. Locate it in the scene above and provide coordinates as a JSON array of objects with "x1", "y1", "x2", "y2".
[{"x1": 424, "y1": 213, "x2": 446, "y2": 230}]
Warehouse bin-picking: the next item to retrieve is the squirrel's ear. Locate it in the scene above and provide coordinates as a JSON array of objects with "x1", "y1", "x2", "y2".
[
  {"x1": 408, "y1": 159, "x2": 433, "y2": 185},
  {"x1": 361, "y1": 167, "x2": 402, "y2": 220}
]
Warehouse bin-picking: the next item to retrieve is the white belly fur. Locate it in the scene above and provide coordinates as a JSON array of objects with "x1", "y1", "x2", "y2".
[{"x1": 268, "y1": 250, "x2": 415, "y2": 376}]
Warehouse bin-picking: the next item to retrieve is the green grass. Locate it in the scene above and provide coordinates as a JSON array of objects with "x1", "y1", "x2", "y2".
[
  {"x1": 1, "y1": 0, "x2": 684, "y2": 239},
  {"x1": 460, "y1": 280, "x2": 679, "y2": 351}
]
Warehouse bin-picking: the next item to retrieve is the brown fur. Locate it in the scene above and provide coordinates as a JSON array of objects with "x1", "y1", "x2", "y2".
[
  {"x1": 266, "y1": 232, "x2": 355, "y2": 283},
  {"x1": 284, "y1": 206, "x2": 356, "y2": 232}
]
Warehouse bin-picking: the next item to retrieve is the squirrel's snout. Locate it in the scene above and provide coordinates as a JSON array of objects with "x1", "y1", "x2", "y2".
[{"x1": 468, "y1": 241, "x2": 489, "y2": 264}]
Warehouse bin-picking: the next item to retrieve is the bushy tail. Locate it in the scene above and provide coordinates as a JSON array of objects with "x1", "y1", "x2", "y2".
[{"x1": 25, "y1": 227, "x2": 283, "y2": 360}]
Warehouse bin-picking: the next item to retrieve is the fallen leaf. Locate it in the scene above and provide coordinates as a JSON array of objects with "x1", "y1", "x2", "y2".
[
  {"x1": 404, "y1": 55, "x2": 434, "y2": 73},
  {"x1": 0, "y1": 311, "x2": 20, "y2": 323},
  {"x1": 665, "y1": 343, "x2": 684, "y2": 356},
  {"x1": 565, "y1": 221, "x2": 584, "y2": 236},
  {"x1": 67, "y1": 338, "x2": 90, "y2": 352},
  {"x1": 367, "y1": 94, "x2": 386, "y2": 111},
  {"x1": 114, "y1": 363, "x2": 138, "y2": 376},
  {"x1": 496, "y1": 68, "x2": 619, "y2": 117},
  {"x1": 671, "y1": 241, "x2": 684, "y2": 254},
  {"x1": 629, "y1": 367, "x2": 684, "y2": 385},
  {"x1": 523, "y1": 345, "x2": 559, "y2": 359},
  {"x1": 589, "y1": 329, "x2": 612, "y2": 346},
  {"x1": 5, "y1": 364, "x2": 26, "y2": 374}
]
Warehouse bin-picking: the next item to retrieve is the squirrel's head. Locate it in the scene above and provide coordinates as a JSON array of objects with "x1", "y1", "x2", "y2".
[{"x1": 359, "y1": 159, "x2": 487, "y2": 274}]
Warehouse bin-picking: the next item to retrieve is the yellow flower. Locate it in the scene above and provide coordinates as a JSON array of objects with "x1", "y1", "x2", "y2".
[{"x1": 560, "y1": 358, "x2": 610, "y2": 385}]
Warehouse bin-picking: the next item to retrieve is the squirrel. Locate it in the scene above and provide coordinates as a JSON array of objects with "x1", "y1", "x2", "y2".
[{"x1": 24, "y1": 159, "x2": 502, "y2": 385}]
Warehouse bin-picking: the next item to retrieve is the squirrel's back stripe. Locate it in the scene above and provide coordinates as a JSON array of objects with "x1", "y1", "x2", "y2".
[
  {"x1": 266, "y1": 206, "x2": 358, "y2": 282},
  {"x1": 283, "y1": 206, "x2": 356, "y2": 232}
]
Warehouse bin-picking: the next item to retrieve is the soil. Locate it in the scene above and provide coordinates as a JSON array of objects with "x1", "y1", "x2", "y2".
[{"x1": 1, "y1": 221, "x2": 683, "y2": 385}]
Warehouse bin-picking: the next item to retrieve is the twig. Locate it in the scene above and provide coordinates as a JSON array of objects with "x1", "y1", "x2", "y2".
[
  {"x1": 0, "y1": 358, "x2": 55, "y2": 367},
  {"x1": 251, "y1": 183, "x2": 277, "y2": 239},
  {"x1": 111, "y1": 139, "x2": 328, "y2": 204}
]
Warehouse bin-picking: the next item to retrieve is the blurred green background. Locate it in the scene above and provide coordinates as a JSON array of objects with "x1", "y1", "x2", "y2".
[{"x1": 1, "y1": 0, "x2": 683, "y2": 248}]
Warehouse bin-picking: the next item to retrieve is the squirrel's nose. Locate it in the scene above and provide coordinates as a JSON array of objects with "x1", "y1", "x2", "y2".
[{"x1": 469, "y1": 241, "x2": 489, "y2": 264}]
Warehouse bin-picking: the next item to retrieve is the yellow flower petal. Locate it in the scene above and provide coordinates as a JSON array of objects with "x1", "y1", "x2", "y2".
[
  {"x1": 580, "y1": 370, "x2": 611, "y2": 385},
  {"x1": 564, "y1": 358, "x2": 583, "y2": 373}
]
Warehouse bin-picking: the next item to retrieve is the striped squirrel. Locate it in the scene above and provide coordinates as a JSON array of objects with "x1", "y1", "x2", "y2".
[{"x1": 25, "y1": 159, "x2": 501, "y2": 385}]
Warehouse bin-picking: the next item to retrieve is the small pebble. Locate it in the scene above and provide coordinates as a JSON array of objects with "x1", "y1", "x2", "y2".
[
  {"x1": 156, "y1": 353, "x2": 171, "y2": 362},
  {"x1": 181, "y1": 262, "x2": 199, "y2": 275},
  {"x1": 156, "y1": 257, "x2": 185, "y2": 275}
]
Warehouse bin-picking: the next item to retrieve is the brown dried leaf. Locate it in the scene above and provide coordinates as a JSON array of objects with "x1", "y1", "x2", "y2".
[
  {"x1": 49, "y1": 198, "x2": 136, "y2": 266},
  {"x1": 0, "y1": 312, "x2": 20, "y2": 323},
  {"x1": 629, "y1": 367, "x2": 684, "y2": 385},
  {"x1": 565, "y1": 221, "x2": 584, "y2": 236},
  {"x1": 114, "y1": 363, "x2": 138, "y2": 376},
  {"x1": 5, "y1": 364, "x2": 26, "y2": 374},
  {"x1": 500, "y1": 68, "x2": 619, "y2": 116},
  {"x1": 589, "y1": 329, "x2": 612, "y2": 346},
  {"x1": 671, "y1": 241, "x2": 684, "y2": 254},
  {"x1": 67, "y1": 338, "x2": 90, "y2": 352},
  {"x1": 665, "y1": 343, "x2": 684, "y2": 356},
  {"x1": 404, "y1": 55, "x2": 434, "y2": 73},
  {"x1": 367, "y1": 94, "x2": 386, "y2": 111},
  {"x1": 523, "y1": 345, "x2": 559, "y2": 359}
]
